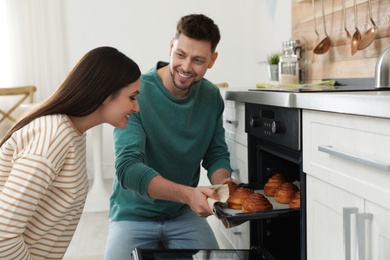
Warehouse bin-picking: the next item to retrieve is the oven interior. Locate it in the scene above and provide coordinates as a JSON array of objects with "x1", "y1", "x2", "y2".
[{"x1": 248, "y1": 139, "x2": 303, "y2": 260}]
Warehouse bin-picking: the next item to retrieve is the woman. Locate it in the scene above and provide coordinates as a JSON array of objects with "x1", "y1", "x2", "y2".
[{"x1": 0, "y1": 46, "x2": 141, "y2": 259}]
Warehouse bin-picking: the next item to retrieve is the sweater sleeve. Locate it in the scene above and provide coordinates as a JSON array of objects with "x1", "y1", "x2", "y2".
[
  {"x1": 113, "y1": 112, "x2": 159, "y2": 196},
  {"x1": 202, "y1": 89, "x2": 232, "y2": 180},
  {"x1": 0, "y1": 154, "x2": 55, "y2": 259}
]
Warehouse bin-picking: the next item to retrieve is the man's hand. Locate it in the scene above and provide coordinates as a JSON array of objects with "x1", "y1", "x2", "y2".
[
  {"x1": 147, "y1": 175, "x2": 222, "y2": 217},
  {"x1": 185, "y1": 186, "x2": 220, "y2": 217}
]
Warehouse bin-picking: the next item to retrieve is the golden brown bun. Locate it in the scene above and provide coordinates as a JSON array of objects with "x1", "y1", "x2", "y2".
[
  {"x1": 268, "y1": 173, "x2": 285, "y2": 183},
  {"x1": 274, "y1": 182, "x2": 299, "y2": 204},
  {"x1": 264, "y1": 182, "x2": 281, "y2": 197},
  {"x1": 289, "y1": 191, "x2": 301, "y2": 209},
  {"x1": 223, "y1": 180, "x2": 239, "y2": 195},
  {"x1": 264, "y1": 173, "x2": 286, "y2": 197},
  {"x1": 242, "y1": 193, "x2": 273, "y2": 213},
  {"x1": 227, "y1": 187, "x2": 254, "y2": 210}
]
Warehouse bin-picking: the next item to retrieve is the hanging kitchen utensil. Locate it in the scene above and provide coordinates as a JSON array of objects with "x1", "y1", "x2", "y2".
[
  {"x1": 343, "y1": 0, "x2": 352, "y2": 56},
  {"x1": 313, "y1": 0, "x2": 331, "y2": 55},
  {"x1": 312, "y1": 0, "x2": 320, "y2": 62},
  {"x1": 358, "y1": 0, "x2": 377, "y2": 50},
  {"x1": 351, "y1": 0, "x2": 362, "y2": 55}
]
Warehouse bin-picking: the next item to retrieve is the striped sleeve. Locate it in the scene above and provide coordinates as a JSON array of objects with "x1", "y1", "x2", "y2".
[
  {"x1": 0, "y1": 114, "x2": 88, "y2": 259},
  {"x1": 0, "y1": 154, "x2": 55, "y2": 259}
]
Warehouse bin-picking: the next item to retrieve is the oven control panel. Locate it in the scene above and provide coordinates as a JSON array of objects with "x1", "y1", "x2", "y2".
[{"x1": 245, "y1": 103, "x2": 301, "y2": 150}]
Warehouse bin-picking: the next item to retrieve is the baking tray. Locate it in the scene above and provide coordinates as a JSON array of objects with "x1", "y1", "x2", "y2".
[{"x1": 214, "y1": 189, "x2": 300, "y2": 223}]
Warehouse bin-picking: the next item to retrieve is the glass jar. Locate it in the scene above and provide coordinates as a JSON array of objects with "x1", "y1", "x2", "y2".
[{"x1": 278, "y1": 40, "x2": 299, "y2": 85}]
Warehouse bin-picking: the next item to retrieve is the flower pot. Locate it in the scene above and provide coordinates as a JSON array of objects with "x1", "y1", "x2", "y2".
[{"x1": 268, "y1": 64, "x2": 279, "y2": 82}]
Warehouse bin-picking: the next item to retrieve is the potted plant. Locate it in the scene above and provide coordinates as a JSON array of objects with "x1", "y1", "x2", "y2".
[{"x1": 267, "y1": 52, "x2": 281, "y2": 82}]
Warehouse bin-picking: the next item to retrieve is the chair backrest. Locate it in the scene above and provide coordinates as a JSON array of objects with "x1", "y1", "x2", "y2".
[
  {"x1": 215, "y1": 82, "x2": 228, "y2": 88},
  {"x1": 0, "y1": 85, "x2": 37, "y2": 123}
]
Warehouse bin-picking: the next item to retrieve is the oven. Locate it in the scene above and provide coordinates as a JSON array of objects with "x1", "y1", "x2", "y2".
[{"x1": 245, "y1": 103, "x2": 305, "y2": 260}]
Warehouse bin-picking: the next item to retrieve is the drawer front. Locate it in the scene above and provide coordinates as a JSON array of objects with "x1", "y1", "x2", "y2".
[
  {"x1": 226, "y1": 138, "x2": 248, "y2": 183},
  {"x1": 303, "y1": 110, "x2": 390, "y2": 209},
  {"x1": 223, "y1": 101, "x2": 247, "y2": 147},
  {"x1": 234, "y1": 102, "x2": 246, "y2": 146},
  {"x1": 218, "y1": 222, "x2": 250, "y2": 249}
]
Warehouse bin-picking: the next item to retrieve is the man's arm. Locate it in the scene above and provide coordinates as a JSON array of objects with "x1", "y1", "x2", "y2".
[
  {"x1": 210, "y1": 168, "x2": 232, "y2": 185},
  {"x1": 147, "y1": 174, "x2": 223, "y2": 217}
]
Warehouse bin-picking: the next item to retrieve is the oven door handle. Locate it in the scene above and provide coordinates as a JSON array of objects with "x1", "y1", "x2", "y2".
[{"x1": 318, "y1": 145, "x2": 390, "y2": 171}]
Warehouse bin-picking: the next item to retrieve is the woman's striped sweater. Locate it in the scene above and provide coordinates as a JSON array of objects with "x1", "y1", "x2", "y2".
[{"x1": 0, "y1": 114, "x2": 88, "y2": 259}]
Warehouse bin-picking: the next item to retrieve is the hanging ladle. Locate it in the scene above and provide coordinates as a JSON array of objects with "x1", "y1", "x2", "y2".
[
  {"x1": 351, "y1": 0, "x2": 361, "y2": 55},
  {"x1": 312, "y1": 0, "x2": 320, "y2": 62},
  {"x1": 358, "y1": 0, "x2": 377, "y2": 50},
  {"x1": 313, "y1": 0, "x2": 331, "y2": 55},
  {"x1": 343, "y1": 0, "x2": 352, "y2": 56}
]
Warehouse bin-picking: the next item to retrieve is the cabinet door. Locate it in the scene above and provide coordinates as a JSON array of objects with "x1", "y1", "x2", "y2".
[
  {"x1": 303, "y1": 110, "x2": 390, "y2": 210},
  {"x1": 366, "y1": 201, "x2": 390, "y2": 260},
  {"x1": 307, "y1": 175, "x2": 364, "y2": 260},
  {"x1": 218, "y1": 222, "x2": 250, "y2": 249},
  {"x1": 225, "y1": 135, "x2": 248, "y2": 184}
]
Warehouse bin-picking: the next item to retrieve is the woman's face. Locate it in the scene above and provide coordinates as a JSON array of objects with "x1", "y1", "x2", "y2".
[{"x1": 101, "y1": 78, "x2": 141, "y2": 128}]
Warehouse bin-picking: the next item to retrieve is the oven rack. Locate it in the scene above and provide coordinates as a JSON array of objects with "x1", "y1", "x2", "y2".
[{"x1": 214, "y1": 189, "x2": 300, "y2": 223}]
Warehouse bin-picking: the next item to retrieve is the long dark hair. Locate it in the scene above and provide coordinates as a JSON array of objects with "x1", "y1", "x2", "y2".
[{"x1": 0, "y1": 46, "x2": 141, "y2": 146}]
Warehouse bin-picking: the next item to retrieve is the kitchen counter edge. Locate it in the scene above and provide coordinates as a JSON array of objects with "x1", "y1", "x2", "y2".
[{"x1": 224, "y1": 90, "x2": 390, "y2": 119}]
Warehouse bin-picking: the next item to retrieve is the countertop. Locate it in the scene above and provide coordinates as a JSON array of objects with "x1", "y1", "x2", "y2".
[{"x1": 224, "y1": 89, "x2": 390, "y2": 119}]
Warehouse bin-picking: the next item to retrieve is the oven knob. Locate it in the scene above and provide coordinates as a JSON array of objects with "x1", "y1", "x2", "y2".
[
  {"x1": 250, "y1": 116, "x2": 262, "y2": 127},
  {"x1": 271, "y1": 121, "x2": 282, "y2": 133}
]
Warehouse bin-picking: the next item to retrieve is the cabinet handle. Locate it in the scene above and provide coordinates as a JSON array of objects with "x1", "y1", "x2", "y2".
[
  {"x1": 225, "y1": 119, "x2": 238, "y2": 126},
  {"x1": 343, "y1": 207, "x2": 358, "y2": 260},
  {"x1": 232, "y1": 168, "x2": 240, "y2": 174},
  {"x1": 233, "y1": 231, "x2": 242, "y2": 235},
  {"x1": 356, "y1": 213, "x2": 373, "y2": 260},
  {"x1": 318, "y1": 145, "x2": 390, "y2": 171}
]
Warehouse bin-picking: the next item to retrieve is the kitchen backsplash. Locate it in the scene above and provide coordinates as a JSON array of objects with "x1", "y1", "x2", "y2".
[{"x1": 292, "y1": 0, "x2": 390, "y2": 82}]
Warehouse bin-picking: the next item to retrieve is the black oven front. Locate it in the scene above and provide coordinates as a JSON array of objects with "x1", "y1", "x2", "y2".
[{"x1": 246, "y1": 103, "x2": 306, "y2": 260}]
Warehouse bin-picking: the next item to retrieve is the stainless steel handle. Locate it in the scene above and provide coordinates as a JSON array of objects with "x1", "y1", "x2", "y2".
[
  {"x1": 356, "y1": 213, "x2": 373, "y2": 260},
  {"x1": 318, "y1": 145, "x2": 390, "y2": 171},
  {"x1": 343, "y1": 207, "x2": 358, "y2": 260},
  {"x1": 225, "y1": 119, "x2": 238, "y2": 126}
]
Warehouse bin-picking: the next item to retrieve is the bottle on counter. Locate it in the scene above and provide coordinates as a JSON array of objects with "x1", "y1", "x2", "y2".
[{"x1": 278, "y1": 40, "x2": 300, "y2": 85}]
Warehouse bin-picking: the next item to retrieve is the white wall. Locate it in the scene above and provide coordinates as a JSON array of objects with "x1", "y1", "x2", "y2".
[{"x1": 60, "y1": 0, "x2": 292, "y2": 179}]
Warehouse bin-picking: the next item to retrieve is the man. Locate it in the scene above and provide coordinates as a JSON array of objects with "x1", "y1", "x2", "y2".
[{"x1": 104, "y1": 14, "x2": 232, "y2": 260}]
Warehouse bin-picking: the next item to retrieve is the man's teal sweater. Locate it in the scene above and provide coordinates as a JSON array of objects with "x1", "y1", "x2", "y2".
[{"x1": 109, "y1": 62, "x2": 231, "y2": 221}]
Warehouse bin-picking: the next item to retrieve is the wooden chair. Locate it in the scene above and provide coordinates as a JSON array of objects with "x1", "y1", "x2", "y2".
[
  {"x1": 0, "y1": 86, "x2": 36, "y2": 123},
  {"x1": 215, "y1": 82, "x2": 228, "y2": 88}
]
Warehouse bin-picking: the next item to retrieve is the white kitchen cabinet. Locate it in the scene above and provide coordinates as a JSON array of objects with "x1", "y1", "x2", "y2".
[
  {"x1": 223, "y1": 100, "x2": 248, "y2": 183},
  {"x1": 224, "y1": 100, "x2": 247, "y2": 147},
  {"x1": 220, "y1": 99, "x2": 250, "y2": 249},
  {"x1": 217, "y1": 221, "x2": 250, "y2": 250},
  {"x1": 199, "y1": 97, "x2": 250, "y2": 250},
  {"x1": 306, "y1": 175, "x2": 364, "y2": 259},
  {"x1": 303, "y1": 110, "x2": 390, "y2": 260}
]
